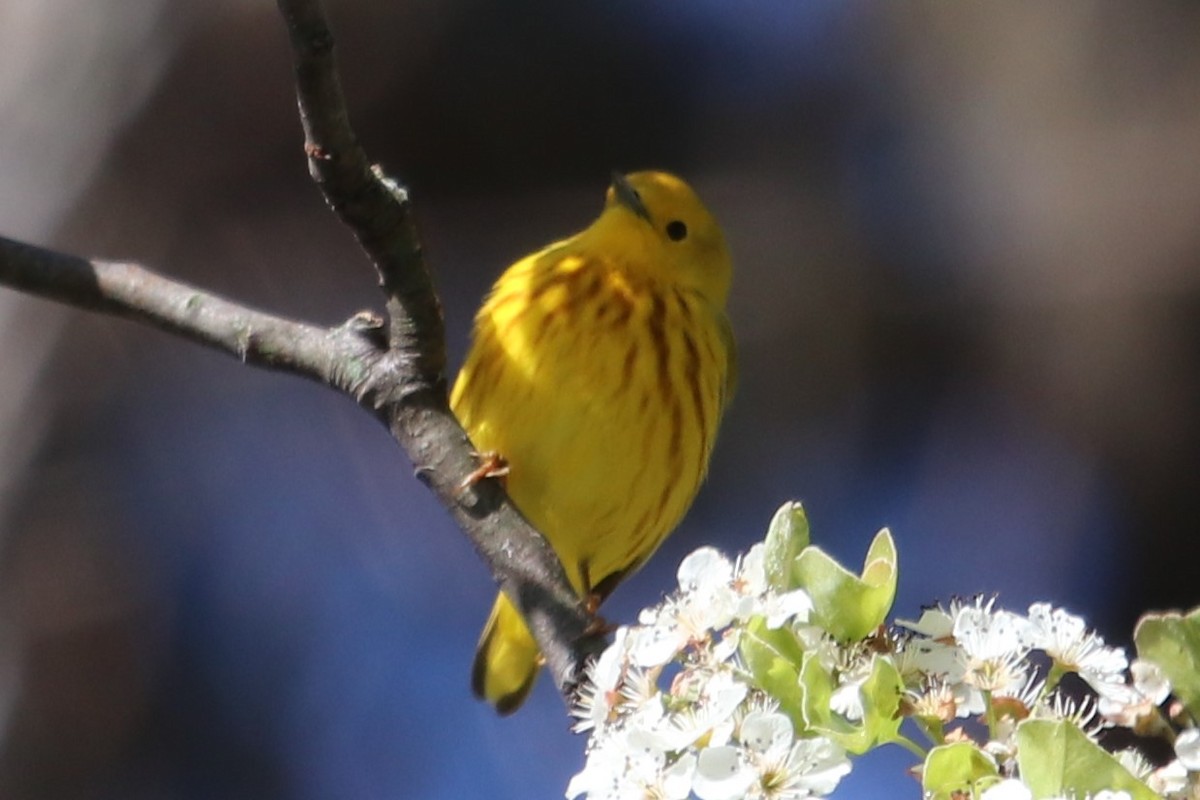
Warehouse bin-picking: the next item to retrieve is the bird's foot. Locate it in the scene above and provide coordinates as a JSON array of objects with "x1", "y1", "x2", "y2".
[
  {"x1": 458, "y1": 451, "x2": 510, "y2": 495},
  {"x1": 583, "y1": 592, "x2": 616, "y2": 636}
]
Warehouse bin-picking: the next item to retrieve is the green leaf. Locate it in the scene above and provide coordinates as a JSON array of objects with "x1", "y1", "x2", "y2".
[
  {"x1": 763, "y1": 501, "x2": 809, "y2": 591},
  {"x1": 797, "y1": 651, "x2": 842, "y2": 736},
  {"x1": 808, "y1": 655, "x2": 905, "y2": 755},
  {"x1": 740, "y1": 617, "x2": 806, "y2": 725},
  {"x1": 857, "y1": 656, "x2": 905, "y2": 749},
  {"x1": 1016, "y1": 719, "x2": 1157, "y2": 800},
  {"x1": 922, "y1": 742, "x2": 999, "y2": 800},
  {"x1": 792, "y1": 528, "x2": 898, "y2": 641},
  {"x1": 1134, "y1": 606, "x2": 1200, "y2": 717}
]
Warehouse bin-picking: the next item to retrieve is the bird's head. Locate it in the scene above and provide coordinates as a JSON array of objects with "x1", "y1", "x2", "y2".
[{"x1": 587, "y1": 171, "x2": 732, "y2": 307}]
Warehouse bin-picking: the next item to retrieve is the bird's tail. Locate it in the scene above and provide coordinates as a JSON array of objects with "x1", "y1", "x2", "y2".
[{"x1": 472, "y1": 591, "x2": 541, "y2": 714}]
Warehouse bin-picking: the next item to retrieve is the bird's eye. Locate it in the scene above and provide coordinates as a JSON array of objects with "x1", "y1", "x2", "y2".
[{"x1": 666, "y1": 220, "x2": 688, "y2": 241}]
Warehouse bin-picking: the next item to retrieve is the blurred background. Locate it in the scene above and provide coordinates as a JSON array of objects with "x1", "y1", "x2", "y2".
[{"x1": 1, "y1": 1, "x2": 1199, "y2": 797}]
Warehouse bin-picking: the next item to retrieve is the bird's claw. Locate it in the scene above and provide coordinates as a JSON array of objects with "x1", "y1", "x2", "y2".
[
  {"x1": 583, "y1": 592, "x2": 615, "y2": 636},
  {"x1": 458, "y1": 451, "x2": 510, "y2": 496}
]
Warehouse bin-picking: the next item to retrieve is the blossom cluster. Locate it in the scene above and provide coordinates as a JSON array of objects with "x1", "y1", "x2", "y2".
[
  {"x1": 565, "y1": 504, "x2": 1200, "y2": 800},
  {"x1": 897, "y1": 596, "x2": 1193, "y2": 797},
  {"x1": 568, "y1": 545, "x2": 846, "y2": 800}
]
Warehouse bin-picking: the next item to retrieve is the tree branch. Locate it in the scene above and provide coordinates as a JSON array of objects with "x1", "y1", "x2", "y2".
[
  {"x1": 0, "y1": 236, "x2": 389, "y2": 404},
  {"x1": 275, "y1": 0, "x2": 605, "y2": 700},
  {"x1": 275, "y1": 0, "x2": 442, "y2": 384},
  {"x1": 0, "y1": 0, "x2": 605, "y2": 710}
]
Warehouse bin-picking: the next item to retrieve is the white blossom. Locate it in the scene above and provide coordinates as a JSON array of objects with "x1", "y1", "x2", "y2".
[
  {"x1": 902, "y1": 677, "x2": 960, "y2": 723},
  {"x1": 768, "y1": 736, "x2": 851, "y2": 797},
  {"x1": 732, "y1": 544, "x2": 813, "y2": 628},
  {"x1": 895, "y1": 605, "x2": 955, "y2": 638},
  {"x1": 898, "y1": 595, "x2": 999, "y2": 640},
  {"x1": 1148, "y1": 759, "x2": 1188, "y2": 796},
  {"x1": 693, "y1": 747, "x2": 755, "y2": 800},
  {"x1": 573, "y1": 629, "x2": 636, "y2": 733},
  {"x1": 829, "y1": 653, "x2": 874, "y2": 722},
  {"x1": 951, "y1": 602, "x2": 1031, "y2": 698},
  {"x1": 979, "y1": 778, "x2": 1033, "y2": 800},
  {"x1": 1025, "y1": 603, "x2": 1128, "y2": 692},
  {"x1": 691, "y1": 713, "x2": 849, "y2": 800},
  {"x1": 954, "y1": 603, "x2": 1030, "y2": 664},
  {"x1": 567, "y1": 721, "x2": 675, "y2": 800},
  {"x1": 894, "y1": 631, "x2": 962, "y2": 680},
  {"x1": 732, "y1": 544, "x2": 769, "y2": 600},
  {"x1": 1131, "y1": 659, "x2": 1170, "y2": 705},
  {"x1": 1174, "y1": 727, "x2": 1200, "y2": 771},
  {"x1": 1094, "y1": 660, "x2": 1167, "y2": 730},
  {"x1": 630, "y1": 549, "x2": 740, "y2": 668},
  {"x1": 648, "y1": 671, "x2": 747, "y2": 752},
  {"x1": 791, "y1": 626, "x2": 840, "y2": 674},
  {"x1": 679, "y1": 547, "x2": 735, "y2": 595}
]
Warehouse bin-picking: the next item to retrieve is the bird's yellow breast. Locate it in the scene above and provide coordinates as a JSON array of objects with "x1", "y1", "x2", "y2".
[{"x1": 451, "y1": 246, "x2": 730, "y2": 597}]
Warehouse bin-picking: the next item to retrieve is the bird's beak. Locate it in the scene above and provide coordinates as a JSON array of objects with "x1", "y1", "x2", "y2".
[{"x1": 611, "y1": 172, "x2": 651, "y2": 222}]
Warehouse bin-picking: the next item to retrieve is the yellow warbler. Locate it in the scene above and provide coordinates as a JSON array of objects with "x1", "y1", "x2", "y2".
[{"x1": 451, "y1": 171, "x2": 736, "y2": 714}]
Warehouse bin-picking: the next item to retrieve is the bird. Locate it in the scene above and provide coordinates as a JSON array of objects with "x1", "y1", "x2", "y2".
[{"x1": 450, "y1": 170, "x2": 736, "y2": 714}]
